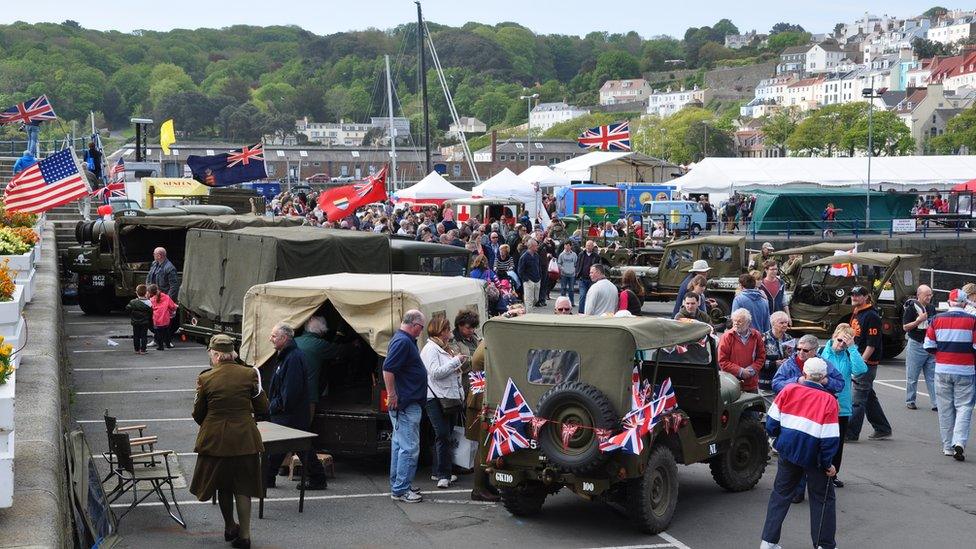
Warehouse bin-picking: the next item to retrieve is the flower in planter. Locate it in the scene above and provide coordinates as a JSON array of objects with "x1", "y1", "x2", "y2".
[
  {"x1": 0, "y1": 336, "x2": 12, "y2": 385},
  {"x1": 0, "y1": 259, "x2": 16, "y2": 302},
  {"x1": 0, "y1": 227, "x2": 30, "y2": 255},
  {"x1": 7, "y1": 227, "x2": 39, "y2": 247},
  {"x1": 0, "y1": 203, "x2": 39, "y2": 228}
]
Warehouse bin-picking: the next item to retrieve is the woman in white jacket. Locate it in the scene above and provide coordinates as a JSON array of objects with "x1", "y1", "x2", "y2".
[{"x1": 421, "y1": 317, "x2": 466, "y2": 488}]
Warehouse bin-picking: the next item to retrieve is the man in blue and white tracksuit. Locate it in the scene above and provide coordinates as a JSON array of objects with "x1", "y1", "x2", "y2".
[{"x1": 761, "y1": 357, "x2": 840, "y2": 549}]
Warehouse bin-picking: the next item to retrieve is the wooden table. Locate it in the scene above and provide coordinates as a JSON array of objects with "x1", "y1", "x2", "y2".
[{"x1": 257, "y1": 421, "x2": 317, "y2": 519}]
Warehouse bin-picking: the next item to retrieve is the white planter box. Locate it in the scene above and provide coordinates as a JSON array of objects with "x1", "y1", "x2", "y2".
[
  {"x1": 32, "y1": 244, "x2": 39, "y2": 263},
  {"x1": 0, "y1": 370, "x2": 13, "y2": 432},
  {"x1": 15, "y1": 268, "x2": 34, "y2": 303},
  {"x1": 0, "y1": 251, "x2": 32, "y2": 273},
  {"x1": 0, "y1": 427, "x2": 13, "y2": 508},
  {"x1": 0, "y1": 286, "x2": 24, "y2": 326}
]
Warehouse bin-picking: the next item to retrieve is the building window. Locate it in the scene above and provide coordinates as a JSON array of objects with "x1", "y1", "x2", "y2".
[
  {"x1": 534, "y1": 142, "x2": 543, "y2": 149},
  {"x1": 515, "y1": 143, "x2": 524, "y2": 149},
  {"x1": 518, "y1": 154, "x2": 526, "y2": 161},
  {"x1": 498, "y1": 154, "x2": 506, "y2": 161},
  {"x1": 529, "y1": 155, "x2": 535, "y2": 161},
  {"x1": 453, "y1": 164, "x2": 462, "y2": 177},
  {"x1": 340, "y1": 165, "x2": 349, "y2": 176}
]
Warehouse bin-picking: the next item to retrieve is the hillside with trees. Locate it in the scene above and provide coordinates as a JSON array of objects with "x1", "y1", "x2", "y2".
[{"x1": 0, "y1": 18, "x2": 808, "y2": 147}]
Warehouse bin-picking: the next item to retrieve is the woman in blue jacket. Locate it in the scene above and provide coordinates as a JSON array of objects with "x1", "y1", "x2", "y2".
[{"x1": 819, "y1": 323, "x2": 867, "y2": 488}]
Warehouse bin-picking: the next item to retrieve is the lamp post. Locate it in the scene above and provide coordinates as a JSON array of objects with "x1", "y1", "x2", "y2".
[
  {"x1": 861, "y1": 77, "x2": 885, "y2": 231},
  {"x1": 519, "y1": 92, "x2": 539, "y2": 169}
]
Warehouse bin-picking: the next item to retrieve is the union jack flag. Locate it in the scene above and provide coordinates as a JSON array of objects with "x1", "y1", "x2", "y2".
[
  {"x1": 468, "y1": 371, "x2": 486, "y2": 395},
  {"x1": 655, "y1": 378, "x2": 677, "y2": 412},
  {"x1": 110, "y1": 157, "x2": 125, "y2": 184},
  {"x1": 91, "y1": 182, "x2": 126, "y2": 201},
  {"x1": 0, "y1": 95, "x2": 58, "y2": 127},
  {"x1": 577, "y1": 121, "x2": 631, "y2": 151},
  {"x1": 486, "y1": 378, "x2": 534, "y2": 462},
  {"x1": 226, "y1": 143, "x2": 264, "y2": 168},
  {"x1": 599, "y1": 400, "x2": 661, "y2": 455}
]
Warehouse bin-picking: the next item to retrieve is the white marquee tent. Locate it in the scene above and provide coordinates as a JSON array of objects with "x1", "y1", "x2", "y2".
[
  {"x1": 672, "y1": 156, "x2": 976, "y2": 193},
  {"x1": 471, "y1": 168, "x2": 548, "y2": 227},
  {"x1": 392, "y1": 171, "x2": 469, "y2": 204},
  {"x1": 519, "y1": 165, "x2": 571, "y2": 188}
]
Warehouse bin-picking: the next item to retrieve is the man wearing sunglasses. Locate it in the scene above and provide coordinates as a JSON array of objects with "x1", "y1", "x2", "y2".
[
  {"x1": 553, "y1": 296, "x2": 573, "y2": 315},
  {"x1": 847, "y1": 286, "x2": 893, "y2": 442}
]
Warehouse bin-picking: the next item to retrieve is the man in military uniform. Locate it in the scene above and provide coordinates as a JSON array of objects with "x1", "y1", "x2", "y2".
[{"x1": 748, "y1": 242, "x2": 776, "y2": 272}]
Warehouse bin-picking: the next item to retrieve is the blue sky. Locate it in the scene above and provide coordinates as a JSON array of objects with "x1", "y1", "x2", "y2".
[{"x1": 6, "y1": 1, "x2": 939, "y2": 37}]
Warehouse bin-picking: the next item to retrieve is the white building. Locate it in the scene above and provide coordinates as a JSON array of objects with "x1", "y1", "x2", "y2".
[
  {"x1": 784, "y1": 77, "x2": 825, "y2": 111},
  {"x1": 448, "y1": 117, "x2": 487, "y2": 137},
  {"x1": 725, "y1": 31, "x2": 765, "y2": 49},
  {"x1": 295, "y1": 118, "x2": 372, "y2": 146},
  {"x1": 529, "y1": 102, "x2": 590, "y2": 131},
  {"x1": 927, "y1": 15, "x2": 976, "y2": 45},
  {"x1": 646, "y1": 87, "x2": 710, "y2": 117},
  {"x1": 599, "y1": 79, "x2": 652, "y2": 106}
]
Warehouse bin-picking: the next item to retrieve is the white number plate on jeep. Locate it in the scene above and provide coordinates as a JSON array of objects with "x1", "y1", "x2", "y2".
[
  {"x1": 494, "y1": 472, "x2": 514, "y2": 484},
  {"x1": 91, "y1": 275, "x2": 105, "y2": 287}
]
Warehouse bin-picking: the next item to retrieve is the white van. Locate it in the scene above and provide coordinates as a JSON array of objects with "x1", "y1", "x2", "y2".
[{"x1": 642, "y1": 200, "x2": 708, "y2": 234}]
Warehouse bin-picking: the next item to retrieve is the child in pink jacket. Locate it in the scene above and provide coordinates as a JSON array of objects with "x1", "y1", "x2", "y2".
[{"x1": 148, "y1": 284, "x2": 177, "y2": 350}]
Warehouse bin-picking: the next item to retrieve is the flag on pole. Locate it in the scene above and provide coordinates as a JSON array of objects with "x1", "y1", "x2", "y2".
[
  {"x1": 160, "y1": 119, "x2": 176, "y2": 155},
  {"x1": 3, "y1": 149, "x2": 90, "y2": 213},
  {"x1": 110, "y1": 157, "x2": 125, "y2": 183},
  {"x1": 91, "y1": 182, "x2": 126, "y2": 202},
  {"x1": 0, "y1": 95, "x2": 58, "y2": 126},
  {"x1": 486, "y1": 378, "x2": 534, "y2": 462},
  {"x1": 577, "y1": 121, "x2": 631, "y2": 151},
  {"x1": 316, "y1": 166, "x2": 388, "y2": 221},
  {"x1": 186, "y1": 143, "x2": 267, "y2": 187}
]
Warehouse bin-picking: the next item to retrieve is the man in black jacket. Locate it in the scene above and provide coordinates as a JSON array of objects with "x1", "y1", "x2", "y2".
[{"x1": 575, "y1": 240, "x2": 600, "y2": 314}]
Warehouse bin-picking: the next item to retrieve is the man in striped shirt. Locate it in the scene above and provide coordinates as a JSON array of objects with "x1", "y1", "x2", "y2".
[
  {"x1": 924, "y1": 288, "x2": 976, "y2": 462},
  {"x1": 761, "y1": 357, "x2": 840, "y2": 549}
]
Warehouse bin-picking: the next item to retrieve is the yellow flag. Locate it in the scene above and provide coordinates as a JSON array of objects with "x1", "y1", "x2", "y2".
[{"x1": 160, "y1": 119, "x2": 176, "y2": 155}]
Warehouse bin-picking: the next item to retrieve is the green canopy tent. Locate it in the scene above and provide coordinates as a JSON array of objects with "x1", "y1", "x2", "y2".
[{"x1": 749, "y1": 188, "x2": 917, "y2": 234}]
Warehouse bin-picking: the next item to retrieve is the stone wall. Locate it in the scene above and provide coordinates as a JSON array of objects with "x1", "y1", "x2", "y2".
[{"x1": 704, "y1": 61, "x2": 777, "y2": 96}]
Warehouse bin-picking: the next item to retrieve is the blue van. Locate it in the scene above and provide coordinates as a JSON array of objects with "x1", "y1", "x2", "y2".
[{"x1": 642, "y1": 200, "x2": 707, "y2": 234}]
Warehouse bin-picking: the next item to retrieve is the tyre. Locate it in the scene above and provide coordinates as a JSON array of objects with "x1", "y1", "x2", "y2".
[
  {"x1": 78, "y1": 291, "x2": 112, "y2": 315},
  {"x1": 500, "y1": 481, "x2": 547, "y2": 517},
  {"x1": 709, "y1": 294, "x2": 731, "y2": 326},
  {"x1": 628, "y1": 444, "x2": 678, "y2": 534},
  {"x1": 709, "y1": 416, "x2": 769, "y2": 492},
  {"x1": 691, "y1": 223, "x2": 702, "y2": 236},
  {"x1": 536, "y1": 382, "x2": 619, "y2": 474},
  {"x1": 881, "y1": 335, "x2": 906, "y2": 360}
]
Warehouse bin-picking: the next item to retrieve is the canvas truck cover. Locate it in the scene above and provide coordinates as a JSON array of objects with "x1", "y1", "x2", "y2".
[
  {"x1": 483, "y1": 314, "x2": 712, "y2": 406},
  {"x1": 241, "y1": 273, "x2": 486, "y2": 367},
  {"x1": 180, "y1": 226, "x2": 391, "y2": 324}
]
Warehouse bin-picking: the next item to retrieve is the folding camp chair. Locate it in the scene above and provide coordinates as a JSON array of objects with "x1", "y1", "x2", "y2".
[
  {"x1": 102, "y1": 411, "x2": 157, "y2": 499},
  {"x1": 107, "y1": 432, "x2": 186, "y2": 528}
]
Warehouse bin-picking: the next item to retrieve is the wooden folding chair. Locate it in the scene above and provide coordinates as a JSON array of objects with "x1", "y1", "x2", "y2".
[
  {"x1": 107, "y1": 432, "x2": 186, "y2": 528},
  {"x1": 102, "y1": 411, "x2": 157, "y2": 499}
]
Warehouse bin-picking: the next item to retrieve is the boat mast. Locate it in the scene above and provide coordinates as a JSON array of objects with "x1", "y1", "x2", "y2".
[
  {"x1": 385, "y1": 54, "x2": 397, "y2": 193},
  {"x1": 416, "y1": 1, "x2": 431, "y2": 174}
]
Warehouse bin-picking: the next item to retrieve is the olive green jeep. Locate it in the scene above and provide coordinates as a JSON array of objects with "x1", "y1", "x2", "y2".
[{"x1": 483, "y1": 315, "x2": 768, "y2": 533}]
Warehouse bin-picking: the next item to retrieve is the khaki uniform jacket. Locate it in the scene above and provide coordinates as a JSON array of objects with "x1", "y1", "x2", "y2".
[{"x1": 193, "y1": 361, "x2": 270, "y2": 456}]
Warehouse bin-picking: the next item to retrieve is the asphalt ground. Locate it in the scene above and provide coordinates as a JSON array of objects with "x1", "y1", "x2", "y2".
[{"x1": 66, "y1": 301, "x2": 976, "y2": 549}]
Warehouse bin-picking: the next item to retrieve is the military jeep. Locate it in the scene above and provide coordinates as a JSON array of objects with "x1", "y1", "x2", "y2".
[
  {"x1": 787, "y1": 251, "x2": 921, "y2": 360},
  {"x1": 609, "y1": 235, "x2": 747, "y2": 322},
  {"x1": 484, "y1": 315, "x2": 768, "y2": 533}
]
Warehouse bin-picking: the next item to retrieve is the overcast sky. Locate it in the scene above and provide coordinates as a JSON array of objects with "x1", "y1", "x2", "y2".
[{"x1": 4, "y1": 0, "x2": 936, "y2": 38}]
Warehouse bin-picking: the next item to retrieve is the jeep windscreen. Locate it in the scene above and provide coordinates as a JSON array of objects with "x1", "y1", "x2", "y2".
[
  {"x1": 665, "y1": 247, "x2": 693, "y2": 270},
  {"x1": 701, "y1": 245, "x2": 733, "y2": 263},
  {"x1": 418, "y1": 254, "x2": 468, "y2": 277},
  {"x1": 640, "y1": 337, "x2": 713, "y2": 366}
]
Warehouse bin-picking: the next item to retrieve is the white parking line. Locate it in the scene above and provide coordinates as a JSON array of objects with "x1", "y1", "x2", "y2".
[
  {"x1": 76, "y1": 389, "x2": 195, "y2": 395},
  {"x1": 658, "y1": 532, "x2": 692, "y2": 549},
  {"x1": 875, "y1": 380, "x2": 928, "y2": 397},
  {"x1": 77, "y1": 417, "x2": 194, "y2": 423},
  {"x1": 582, "y1": 532, "x2": 690, "y2": 549},
  {"x1": 109, "y1": 488, "x2": 472, "y2": 508},
  {"x1": 97, "y1": 452, "x2": 197, "y2": 459},
  {"x1": 73, "y1": 365, "x2": 208, "y2": 372}
]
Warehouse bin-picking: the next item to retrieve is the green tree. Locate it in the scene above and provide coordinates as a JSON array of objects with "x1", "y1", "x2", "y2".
[
  {"x1": 712, "y1": 19, "x2": 740, "y2": 39},
  {"x1": 472, "y1": 91, "x2": 511, "y2": 128},
  {"x1": 252, "y1": 82, "x2": 296, "y2": 112},
  {"x1": 148, "y1": 63, "x2": 197, "y2": 110},
  {"x1": 841, "y1": 110, "x2": 914, "y2": 156},
  {"x1": 542, "y1": 112, "x2": 620, "y2": 140},
  {"x1": 323, "y1": 84, "x2": 369, "y2": 122},
  {"x1": 217, "y1": 102, "x2": 270, "y2": 142},
  {"x1": 911, "y1": 37, "x2": 956, "y2": 59},
  {"x1": 930, "y1": 104, "x2": 976, "y2": 153},
  {"x1": 770, "y1": 23, "x2": 805, "y2": 35},
  {"x1": 923, "y1": 6, "x2": 949, "y2": 18},
  {"x1": 641, "y1": 37, "x2": 684, "y2": 72},
  {"x1": 594, "y1": 50, "x2": 641, "y2": 81},
  {"x1": 760, "y1": 108, "x2": 801, "y2": 156},
  {"x1": 766, "y1": 31, "x2": 811, "y2": 51}
]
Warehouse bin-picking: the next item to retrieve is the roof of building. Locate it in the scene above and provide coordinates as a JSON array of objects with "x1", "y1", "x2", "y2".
[
  {"x1": 163, "y1": 142, "x2": 433, "y2": 163},
  {"x1": 788, "y1": 77, "x2": 824, "y2": 88},
  {"x1": 781, "y1": 45, "x2": 812, "y2": 55},
  {"x1": 600, "y1": 79, "x2": 649, "y2": 91},
  {"x1": 895, "y1": 89, "x2": 928, "y2": 113},
  {"x1": 474, "y1": 138, "x2": 583, "y2": 155},
  {"x1": 816, "y1": 41, "x2": 844, "y2": 53},
  {"x1": 532, "y1": 102, "x2": 586, "y2": 113}
]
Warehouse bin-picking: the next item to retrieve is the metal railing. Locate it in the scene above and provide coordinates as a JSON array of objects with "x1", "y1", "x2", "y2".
[
  {"x1": 921, "y1": 268, "x2": 976, "y2": 297},
  {"x1": 0, "y1": 137, "x2": 89, "y2": 157},
  {"x1": 706, "y1": 217, "x2": 975, "y2": 240}
]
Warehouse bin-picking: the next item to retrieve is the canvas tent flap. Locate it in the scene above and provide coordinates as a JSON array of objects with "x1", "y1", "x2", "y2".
[
  {"x1": 180, "y1": 226, "x2": 391, "y2": 323},
  {"x1": 240, "y1": 274, "x2": 487, "y2": 367},
  {"x1": 393, "y1": 171, "x2": 469, "y2": 202},
  {"x1": 520, "y1": 165, "x2": 570, "y2": 188},
  {"x1": 804, "y1": 252, "x2": 919, "y2": 268},
  {"x1": 484, "y1": 314, "x2": 712, "y2": 351},
  {"x1": 749, "y1": 188, "x2": 916, "y2": 233},
  {"x1": 471, "y1": 168, "x2": 535, "y2": 198},
  {"x1": 674, "y1": 156, "x2": 976, "y2": 193}
]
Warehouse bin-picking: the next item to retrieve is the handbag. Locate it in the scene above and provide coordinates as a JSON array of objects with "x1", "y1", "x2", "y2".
[{"x1": 427, "y1": 380, "x2": 463, "y2": 416}]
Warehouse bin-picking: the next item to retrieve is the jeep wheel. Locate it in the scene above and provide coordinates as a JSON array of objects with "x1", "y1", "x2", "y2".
[
  {"x1": 536, "y1": 382, "x2": 619, "y2": 474},
  {"x1": 78, "y1": 291, "x2": 112, "y2": 315},
  {"x1": 500, "y1": 481, "x2": 547, "y2": 517},
  {"x1": 709, "y1": 294, "x2": 731, "y2": 326},
  {"x1": 709, "y1": 416, "x2": 768, "y2": 492},
  {"x1": 881, "y1": 335, "x2": 905, "y2": 360},
  {"x1": 628, "y1": 444, "x2": 678, "y2": 534}
]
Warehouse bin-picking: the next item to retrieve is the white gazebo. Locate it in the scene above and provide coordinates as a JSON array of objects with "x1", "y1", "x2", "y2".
[
  {"x1": 472, "y1": 168, "x2": 545, "y2": 224},
  {"x1": 519, "y1": 165, "x2": 571, "y2": 189},
  {"x1": 393, "y1": 172, "x2": 469, "y2": 205}
]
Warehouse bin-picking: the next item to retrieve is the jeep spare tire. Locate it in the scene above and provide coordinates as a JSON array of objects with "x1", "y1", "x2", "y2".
[{"x1": 536, "y1": 381, "x2": 619, "y2": 474}]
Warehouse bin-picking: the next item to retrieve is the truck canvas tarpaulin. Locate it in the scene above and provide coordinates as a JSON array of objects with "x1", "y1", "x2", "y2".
[{"x1": 180, "y1": 226, "x2": 391, "y2": 326}]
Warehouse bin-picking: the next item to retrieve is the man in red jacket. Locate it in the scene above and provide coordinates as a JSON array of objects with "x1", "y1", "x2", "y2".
[{"x1": 718, "y1": 308, "x2": 766, "y2": 393}]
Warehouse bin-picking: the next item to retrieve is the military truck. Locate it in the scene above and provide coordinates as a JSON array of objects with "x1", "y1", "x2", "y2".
[
  {"x1": 610, "y1": 236, "x2": 747, "y2": 322},
  {"x1": 179, "y1": 227, "x2": 472, "y2": 340},
  {"x1": 239, "y1": 273, "x2": 487, "y2": 458},
  {"x1": 483, "y1": 315, "x2": 768, "y2": 533},
  {"x1": 787, "y1": 251, "x2": 921, "y2": 360},
  {"x1": 64, "y1": 207, "x2": 302, "y2": 314}
]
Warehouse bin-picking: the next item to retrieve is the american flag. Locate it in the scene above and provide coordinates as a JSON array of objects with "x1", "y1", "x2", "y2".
[
  {"x1": 577, "y1": 121, "x2": 631, "y2": 151},
  {"x1": 0, "y1": 95, "x2": 58, "y2": 126},
  {"x1": 4, "y1": 149, "x2": 90, "y2": 213},
  {"x1": 110, "y1": 157, "x2": 125, "y2": 183},
  {"x1": 486, "y1": 378, "x2": 534, "y2": 462},
  {"x1": 655, "y1": 378, "x2": 677, "y2": 412},
  {"x1": 468, "y1": 371, "x2": 486, "y2": 395}
]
